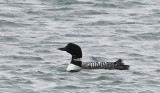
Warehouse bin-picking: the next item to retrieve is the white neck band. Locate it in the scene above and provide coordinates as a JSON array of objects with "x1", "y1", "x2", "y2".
[{"x1": 73, "y1": 58, "x2": 82, "y2": 61}]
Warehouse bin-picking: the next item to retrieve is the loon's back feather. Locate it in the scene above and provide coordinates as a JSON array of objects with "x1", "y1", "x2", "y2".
[{"x1": 82, "y1": 59, "x2": 129, "y2": 70}]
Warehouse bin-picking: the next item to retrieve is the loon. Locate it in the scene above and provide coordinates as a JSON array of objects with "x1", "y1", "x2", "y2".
[{"x1": 58, "y1": 43, "x2": 130, "y2": 72}]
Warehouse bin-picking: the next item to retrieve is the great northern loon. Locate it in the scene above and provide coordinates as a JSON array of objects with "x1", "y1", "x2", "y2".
[{"x1": 58, "y1": 43, "x2": 130, "y2": 72}]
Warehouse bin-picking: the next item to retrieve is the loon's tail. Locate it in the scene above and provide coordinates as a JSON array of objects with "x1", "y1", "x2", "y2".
[{"x1": 114, "y1": 59, "x2": 130, "y2": 70}]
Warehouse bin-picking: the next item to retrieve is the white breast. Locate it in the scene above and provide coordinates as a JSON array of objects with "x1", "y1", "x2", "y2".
[{"x1": 66, "y1": 64, "x2": 81, "y2": 72}]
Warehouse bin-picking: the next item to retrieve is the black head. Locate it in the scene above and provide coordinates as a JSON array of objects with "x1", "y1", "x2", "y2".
[{"x1": 58, "y1": 43, "x2": 82, "y2": 58}]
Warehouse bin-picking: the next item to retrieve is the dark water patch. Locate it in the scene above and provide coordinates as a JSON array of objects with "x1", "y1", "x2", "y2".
[
  {"x1": 39, "y1": 0, "x2": 94, "y2": 5},
  {"x1": 152, "y1": 9, "x2": 160, "y2": 15},
  {"x1": 37, "y1": 71, "x2": 45, "y2": 74},
  {"x1": 9, "y1": 70, "x2": 26, "y2": 76},
  {"x1": 94, "y1": 2, "x2": 117, "y2": 8},
  {"x1": 77, "y1": 1, "x2": 94, "y2": 5},
  {"x1": 55, "y1": 0, "x2": 93, "y2": 5},
  {"x1": 94, "y1": 75, "x2": 113, "y2": 81},
  {"x1": 24, "y1": 9, "x2": 45, "y2": 15},
  {"x1": 40, "y1": 77, "x2": 55, "y2": 82},
  {"x1": 156, "y1": 69, "x2": 160, "y2": 73},
  {"x1": 85, "y1": 20, "x2": 115, "y2": 26},
  {"x1": 132, "y1": 71, "x2": 148, "y2": 76},
  {"x1": 145, "y1": 79, "x2": 160, "y2": 85},
  {"x1": 36, "y1": 72, "x2": 55, "y2": 81},
  {"x1": 34, "y1": 49, "x2": 51, "y2": 54},
  {"x1": 45, "y1": 7, "x2": 73, "y2": 11},
  {"x1": 128, "y1": 35, "x2": 141, "y2": 41},
  {"x1": 18, "y1": 51, "x2": 33, "y2": 55},
  {"x1": 42, "y1": 35, "x2": 62, "y2": 41},
  {"x1": 120, "y1": 21, "x2": 143, "y2": 25},
  {"x1": 54, "y1": 85, "x2": 86, "y2": 89},
  {"x1": 5, "y1": 2, "x2": 40, "y2": 5},
  {"x1": 56, "y1": 65, "x2": 66, "y2": 72},
  {"x1": 110, "y1": 80, "x2": 122, "y2": 85},
  {"x1": 43, "y1": 61, "x2": 52, "y2": 65},
  {"x1": 0, "y1": 20, "x2": 19, "y2": 27},
  {"x1": 129, "y1": 13, "x2": 138, "y2": 16},
  {"x1": 0, "y1": 65, "x2": 16, "y2": 71},
  {"x1": 121, "y1": 1, "x2": 149, "y2": 8},
  {"x1": 11, "y1": 77, "x2": 33, "y2": 84},
  {"x1": 128, "y1": 53, "x2": 144, "y2": 58},
  {"x1": 0, "y1": 20, "x2": 30, "y2": 27},
  {"x1": 2, "y1": 55, "x2": 44, "y2": 61},
  {"x1": 0, "y1": 36, "x2": 19, "y2": 42},
  {"x1": 56, "y1": 0, "x2": 79, "y2": 5},
  {"x1": 28, "y1": 71, "x2": 52, "y2": 78},
  {"x1": 146, "y1": 55, "x2": 157, "y2": 59},
  {"x1": 115, "y1": 29, "x2": 132, "y2": 34},
  {"x1": 23, "y1": 71, "x2": 39, "y2": 75},
  {"x1": 19, "y1": 44, "x2": 42, "y2": 50},
  {"x1": 94, "y1": 1, "x2": 148, "y2": 9},
  {"x1": 19, "y1": 64, "x2": 34, "y2": 68},
  {"x1": 65, "y1": 34, "x2": 106, "y2": 37},
  {"x1": 137, "y1": 32, "x2": 160, "y2": 40},
  {"x1": 0, "y1": 13, "x2": 18, "y2": 18},
  {"x1": 90, "y1": 56, "x2": 107, "y2": 62},
  {"x1": 73, "y1": 10, "x2": 109, "y2": 16},
  {"x1": 4, "y1": 79, "x2": 32, "y2": 86},
  {"x1": 79, "y1": 70, "x2": 95, "y2": 76},
  {"x1": 140, "y1": 90, "x2": 153, "y2": 93}
]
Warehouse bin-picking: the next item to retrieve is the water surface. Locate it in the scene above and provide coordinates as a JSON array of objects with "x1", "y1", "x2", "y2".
[{"x1": 0, "y1": 0, "x2": 160, "y2": 93}]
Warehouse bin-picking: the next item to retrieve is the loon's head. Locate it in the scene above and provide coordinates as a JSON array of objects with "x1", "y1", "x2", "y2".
[
  {"x1": 58, "y1": 43, "x2": 82, "y2": 58},
  {"x1": 58, "y1": 43, "x2": 82, "y2": 72}
]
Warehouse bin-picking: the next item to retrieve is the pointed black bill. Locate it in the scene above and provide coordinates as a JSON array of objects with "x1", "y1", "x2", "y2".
[{"x1": 58, "y1": 47, "x2": 66, "y2": 51}]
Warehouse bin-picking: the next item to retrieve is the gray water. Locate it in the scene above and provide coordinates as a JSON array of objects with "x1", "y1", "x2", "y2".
[{"x1": 0, "y1": 0, "x2": 160, "y2": 93}]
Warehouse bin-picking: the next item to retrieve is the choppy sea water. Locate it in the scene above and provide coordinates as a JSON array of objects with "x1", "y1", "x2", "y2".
[{"x1": 0, "y1": 0, "x2": 160, "y2": 93}]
